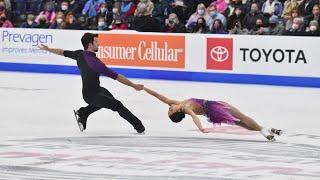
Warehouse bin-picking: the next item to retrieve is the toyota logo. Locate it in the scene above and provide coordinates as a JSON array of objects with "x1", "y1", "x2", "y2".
[{"x1": 210, "y1": 46, "x2": 229, "y2": 62}]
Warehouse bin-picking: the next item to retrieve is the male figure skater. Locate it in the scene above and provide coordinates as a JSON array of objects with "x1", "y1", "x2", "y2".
[{"x1": 39, "y1": 33, "x2": 145, "y2": 133}]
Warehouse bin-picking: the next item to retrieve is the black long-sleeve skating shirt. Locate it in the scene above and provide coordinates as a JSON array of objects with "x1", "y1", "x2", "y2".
[{"x1": 63, "y1": 50, "x2": 119, "y2": 99}]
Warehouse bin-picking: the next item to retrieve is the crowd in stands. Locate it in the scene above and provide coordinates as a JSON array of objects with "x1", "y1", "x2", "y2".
[{"x1": 0, "y1": 0, "x2": 319, "y2": 36}]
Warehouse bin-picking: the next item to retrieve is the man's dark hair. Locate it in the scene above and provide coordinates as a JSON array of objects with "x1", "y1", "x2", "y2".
[
  {"x1": 81, "y1": 33, "x2": 98, "y2": 50},
  {"x1": 169, "y1": 111, "x2": 185, "y2": 123}
]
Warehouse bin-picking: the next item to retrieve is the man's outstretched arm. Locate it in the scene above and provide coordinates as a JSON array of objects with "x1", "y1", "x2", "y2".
[
  {"x1": 143, "y1": 87, "x2": 180, "y2": 105},
  {"x1": 82, "y1": 56, "x2": 144, "y2": 91},
  {"x1": 38, "y1": 44, "x2": 64, "y2": 56}
]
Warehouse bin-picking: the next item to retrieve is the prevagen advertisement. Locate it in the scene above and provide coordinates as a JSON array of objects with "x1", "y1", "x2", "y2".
[
  {"x1": 2, "y1": 30, "x2": 53, "y2": 46},
  {"x1": 0, "y1": 28, "x2": 83, "y2": 65},
  {"x1": 1, "y1": 29, "x2": 53, "y2": 55}
]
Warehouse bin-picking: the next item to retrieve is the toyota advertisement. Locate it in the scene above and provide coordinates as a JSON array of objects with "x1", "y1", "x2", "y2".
[
  {"x1": 207, "y1": 38, "x2": 233, "y2": 70},
  {"x1": 205, "y1": 35, "x2": 319, "y2": 77}
]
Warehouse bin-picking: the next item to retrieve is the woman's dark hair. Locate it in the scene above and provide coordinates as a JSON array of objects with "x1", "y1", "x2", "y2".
[
  {"x1": 169, "y1": 111, "x2": 186, "y2": 123},
  {"x1": 210, "y1": 19, "x2": 224, "y2": 33},
  {"x1": 192, "y1": 17, "x2": 208, "y2": 33},
  {"x1": 81, "y1": 33, "x2": 98, "y2": 50}
]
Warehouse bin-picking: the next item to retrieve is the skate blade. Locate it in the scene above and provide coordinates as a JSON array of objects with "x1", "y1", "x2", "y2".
[
  {"x1": 136, "y1": 132, "x2": 145, "y2": 135},
  {"x1": 269, "y1": 129, "x2": 285, "y2": 136},
  {"x1": 267, "y1": 135, "x2": 276, "y2": 142},
  {"x1": 73, "y1": 110, "x2": 84, "y2": 132},
  {"x1": 275, "y1": 130, "x2": 284, "y2": 136}
]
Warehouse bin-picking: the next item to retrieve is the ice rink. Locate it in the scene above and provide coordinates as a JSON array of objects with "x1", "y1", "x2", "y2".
[{"x1": 0, "y1": 71, "x2": 319, "y2": 180}]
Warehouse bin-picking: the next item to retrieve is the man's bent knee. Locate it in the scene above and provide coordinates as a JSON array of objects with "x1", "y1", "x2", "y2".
[{"x1": 109, "y1": 100, "x2": 125, "y2": 111}]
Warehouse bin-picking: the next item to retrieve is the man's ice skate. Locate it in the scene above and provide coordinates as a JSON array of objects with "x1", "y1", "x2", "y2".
[
  {"x1": 73, "y1": 110, "x2": 87, "y2": 132},
  {"x1": 135, "y1": 125, "x2": 145, "y2": 134}
]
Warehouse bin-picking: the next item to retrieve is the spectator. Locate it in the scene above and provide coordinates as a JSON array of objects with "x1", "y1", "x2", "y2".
[
  {"x1": 212, "y1": 0, "x2": 227, "y2": 14},
  {"x1": 297, "y1": 0, "x2": 317, "y2": 17},
  {"x1": 104, "y1": 3, "x2": 116, "y2": 26},
  {"x1": 0, "y1": 13, "x2": 12, "y2": 27},
  {"x1": 82, "y1": 0, "x2": 106, "y2": 18},
  {"x1": 121, "y1": 0, "x2": 136, "y2": 28},
  {"x1": 305, "y1": 5, "x2": 320, "y2": 26},
  {"x1": 261, "y1": 0, "x2": 283, "y2": 18},
  {"x1": 281, "y1": 0, "x2": 299, "y2": 20},
  {"x1": 243, "y1": 2, "x2": 266, "y2": 30},
  {"x1": 285, "y1": 17, "x2": 306, "y2": 35},
  {"x1": 76, "y1": 15, "x2": 89, "y2": 30},
  {"x1": 229, "y1": 20, "x2": 250, "y2": 34},
  {"x1": 0, "y1": 0, "x2": 11, "y2": 22},
  {"x1": 162, "y1": 13, "x2": 186, "y2": 33},
  {"x1": 0, "y1": 0, "x2": 12, "y2": 21},
  {"x1": 64, "y1": 12, "x2": 78, "y2": 29},
  {"x1": 227, "y1": 7, "x2": 245, "y2": 30},
  {"x1": 224, "y1": 0, "x2": 244, "y2": 17},
  {"x1": 97, "y1": 2, "x2": 108, "y2": 17},
  {"x1": 68, "y1": 0, "x2": 82, "y2": 16},
  {"x1": 249, "y1": 18, "x2": 266, "y2": 34},
  {"x1": 185, "y1": 3, "x2": 209, "y2": 32},
  {"x1": 106, "y1": 2, "x2": 124, "y2": 27},
  {"x1": 49, "y1": 11, "x2": 66, "y2": 29},
  {"x1": 192, "y1": 17, "x2": 209, "y2": 33},
  {"x1": 97, "y1": 16, "x2": 109, "y2": 30},
  {"x1": 35, "y1": 15, "x2": 50, "y2": 28},
  {"x1": 242, "y1": 0, "x2": 265, "y2": 15},
  {"x1": 223, "y1": 0, "x2": 236, "y2": 17},
  {"x1": 35, "y1": 2, "x2": 56, "y2": 24},
  {"x1": 134, "y1": 0, "x2": 154, "y2": 17},
  {"x1": 208, "y1": 19, "x2": 227, "y2": 34},
  {"x1": 121, "y1": 0, "x2": 136, "y2": 17},
  {"x1": 86, "y1": 16, "x2": 98, "y2": 30},
  {"x1": 114, "y1": 1, "x2": 123, "y2": 10},
  {"x1": 152, "y1": 0, "x2": 169, "y2": 23},
  {"x1": 285, "y1": 8, "x2": 300, "y2": 30},
  {"x1": 0, "y1": 0, "x2": 10, "y2": 14},
  {"x1": 0, "y1": 2, "x2": 5, "y2": 17},
  {"x1": 265, "y1": 15, "x2": 285, "y2": 35},
  {"x1": 171, "y1": 0, "x2": 190, "y2": 24},
  {"x1": 59, "y1": 0, "x2": 70, "y2": 15},
  {"x1": 111, "y1": 15, "x2": 128, "y2": 29},
  {"x1": 206, "y1": 3, "x2": 227, "y2": 29},
  {"x1": 305, "y1": 20, "x2": 320, "y2": 36},
  {"x1": 133, "y1": 0, "x2": 159, "y2": 32},
  {"x1": 20, "y1": 14, "x2": 37, "y2": 28}
]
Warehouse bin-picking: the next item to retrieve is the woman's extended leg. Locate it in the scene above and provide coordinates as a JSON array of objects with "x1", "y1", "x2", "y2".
[
  {"x1": 219, "y1": 101, "x2": 262, "y2": 131},
  {"x1": 219, "y1": 101, "x2": 276, "y2": 141}
]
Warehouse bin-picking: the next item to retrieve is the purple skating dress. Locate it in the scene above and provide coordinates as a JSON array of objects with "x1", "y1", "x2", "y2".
[{"x1": 189, "y1": 98, "x2": 238, "y2": 125}]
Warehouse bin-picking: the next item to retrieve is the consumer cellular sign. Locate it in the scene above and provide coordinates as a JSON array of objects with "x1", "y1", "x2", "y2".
[{"x1": 97, "y1": 34, "x2": 185, "y2": 68}]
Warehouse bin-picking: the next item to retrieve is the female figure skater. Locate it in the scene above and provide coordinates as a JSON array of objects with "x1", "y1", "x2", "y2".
[{"x1": 143, "y1": 87, "x2": 282, "y2": 141}]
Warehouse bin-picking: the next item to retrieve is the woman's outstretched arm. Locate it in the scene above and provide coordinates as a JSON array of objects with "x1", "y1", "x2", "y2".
[{"x1": 143, "y1": 87, "x2": 180, "y2": 106}]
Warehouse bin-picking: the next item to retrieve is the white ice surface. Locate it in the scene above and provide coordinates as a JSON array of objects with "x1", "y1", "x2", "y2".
[{"x1": 0, "y1": 72, "x2": 319, "y2": 180}]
